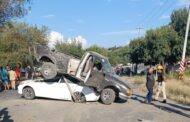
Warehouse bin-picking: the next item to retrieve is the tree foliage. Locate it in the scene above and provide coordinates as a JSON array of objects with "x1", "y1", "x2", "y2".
[
  {"x1": 85, "y1": 45, "x2": 130, "y2": 66},
  {"x1": 170, "y1": 8, "x2": 190, "y2": 56},
  {"x1": 171, "y1": 8, "x2": 188, "y2": 37},
  {"x1": 128, "y1": 26, "x2": 182, "y2": 65},
  {"x1": 128, "y1": 7, "x2": 188, "y2": 65},
  {"x1": 0, "y1": 0, "x2": 31, "y2": 27},
  {"x1": 129, "y1": 38, "x2": 149, "y2": 64},
  {"x1": 108, "y1": 46, "x2": 130, "y2": 66},
  {"x1": 146, "y1": 26, "x2": 172, "y2": 64},
  {"x1": 0, "y1": 22, "x2": 48, "y2": 67},
  {"x1": 55, "y1": 40, "x2": 84, "y2": 58},
  {"x1": 86, "y1": 45, "x2": 109, "y2": 57}
]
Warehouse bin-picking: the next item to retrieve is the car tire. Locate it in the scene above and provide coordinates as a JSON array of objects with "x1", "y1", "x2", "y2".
[
  {"x1": 73, "y1": 92, "x2": 86, "y2": 103},
  {"x1": 41, "y1": 62, "x2": 57, "y2": 79},
  {"x1": 100, "y1": 88, "x2": 115, "y2": 105},
  {"x1": 23, "y1": 87, "x2": 35, "y2": 100}
]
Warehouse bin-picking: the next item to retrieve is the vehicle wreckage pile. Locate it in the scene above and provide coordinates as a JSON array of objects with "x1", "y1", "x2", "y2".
[{"x1": 18, "y1": 45, "x2": 132, "y2": 105}]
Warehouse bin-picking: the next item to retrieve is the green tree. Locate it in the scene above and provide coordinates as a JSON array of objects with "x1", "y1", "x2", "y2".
[
  {"x1": 86, "y1": 45, "x2": 109, "y2": 57},
  {"x1": 170, "y1": 8, "x2": 190, "y2": 56},
  {"x1": 165, "y1": 27, "x2": 183, "y2": 64},
  {"x1": 0, "y1": 0, "x2": 31, "y2": 26},
  {"x1": 0, "y1": 22, "x2": 48, "y2": 67},
  {"x1": 55, "y1": 40, "x2": 84, "y2": 58},
  {"x1": 171, "y1": 8, "x2": 188, "y2": 37},
  {"x1": 129, "y1": 37, "x2": 149, "y2": 73},
  {"x1": 145, "y1": 26, "x2": 182, "y2": 64},
  {"x1": 129, "y1": 37, "x2": 149, "y2": 64},
  {"x1": 146, "y1": 28, "x2": 170, "y2": 64},
  {"x1": 108, "y1": 46, "x2": 130, "y2": 66}
]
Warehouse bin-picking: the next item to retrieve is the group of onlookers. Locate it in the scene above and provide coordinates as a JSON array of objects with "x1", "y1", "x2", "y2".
[
  {"x1": 0, "y1": 64, "x2": 34, "y2": 92},
  {"x1": 113, "y1": 67, "x2": 132, "y2": 76}
]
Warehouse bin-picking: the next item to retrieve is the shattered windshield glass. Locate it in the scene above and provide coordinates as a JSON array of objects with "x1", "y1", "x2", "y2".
[{"x1": 102, "y1": 59, "x2": 112, "y2": 73}]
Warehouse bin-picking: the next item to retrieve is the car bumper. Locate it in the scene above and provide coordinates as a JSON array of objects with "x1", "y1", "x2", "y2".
[
  {"x1": 119, "y1": 92, "x2": 130, "y2": 100},
  {"x1": 18, "y1": 85, "x2": 23, "y2": 94}
]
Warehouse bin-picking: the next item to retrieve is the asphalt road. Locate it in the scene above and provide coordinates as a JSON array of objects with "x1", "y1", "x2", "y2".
[{"x1": 0, "y1": 90, "x2": 190, "y2": 122}]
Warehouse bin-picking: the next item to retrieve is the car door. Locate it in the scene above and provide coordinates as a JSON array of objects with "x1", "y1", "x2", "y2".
[
  {"x1": 49, "y1": 79, "x2": 78, "y2": 100},
  {"x1": 33, "y1": 81, "x2": 57, "y2": 98},
  {"x1": 84, "y1": 58, "x2": 104, "y2": 89},
  {"x1": 76, "y1": 52, "x2": 90, "y2": 79},
  {"x1": 32, "y1": 78, "x2": 69, "y2": 100}
]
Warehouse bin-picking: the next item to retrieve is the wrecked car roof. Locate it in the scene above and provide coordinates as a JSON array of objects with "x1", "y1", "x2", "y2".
[{"x1": 88, "y1": 51, "x2": 108, "y2": 59}]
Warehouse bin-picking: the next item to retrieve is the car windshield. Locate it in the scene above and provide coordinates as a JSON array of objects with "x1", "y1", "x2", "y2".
[
  {"x1": 43, "y1": 77, "x2": 61, "y2": 82},
  {"x1": 102, "y1": 59, "x2": 112, "y2": 73},
  {"x1": 64, "y1": 74, "x2": 81, "y2": 84}
]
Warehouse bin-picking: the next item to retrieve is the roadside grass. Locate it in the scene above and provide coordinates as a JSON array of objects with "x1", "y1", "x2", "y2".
[
  {"x1": 124, "y1": 72, "x2": 190, "y2": 105},
  {"x1": 167, "y1": 79, "x2": 190, "y2": 105}
]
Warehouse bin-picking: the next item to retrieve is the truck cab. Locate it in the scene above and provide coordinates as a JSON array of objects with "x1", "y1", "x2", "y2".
[{"x1": 69, "y1": 52, "x2": 133, "y2": 104}]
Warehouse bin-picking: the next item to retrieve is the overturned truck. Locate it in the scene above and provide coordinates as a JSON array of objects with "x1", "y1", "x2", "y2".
[
  {"x1": 34, "y1": 45, "x2": 132, "y2": 104},
  {"x1": 34, "y1": 45, "x2": 80, "y2": 79}
]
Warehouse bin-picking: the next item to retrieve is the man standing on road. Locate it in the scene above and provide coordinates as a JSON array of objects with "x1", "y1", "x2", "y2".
[
  {"x1": 9, "y1": 68, "x2": 17, "y2": 90},
  {"x1": 155, "y1": 64, "x2": 167, "y2": 103},
  {"x1": 0, "y1": 66, "x2": 9, "y2": 90},
  {"x1": 145, "y1": 66, "x2": 155, "y2": 104}
]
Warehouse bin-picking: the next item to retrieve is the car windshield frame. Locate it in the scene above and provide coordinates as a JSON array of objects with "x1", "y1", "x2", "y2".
[{"x1": 101, "y1": 58, "x2": 112, "y2": 73}]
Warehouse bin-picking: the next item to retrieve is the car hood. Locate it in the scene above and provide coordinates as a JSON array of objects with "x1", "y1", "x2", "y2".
[
  {"x1": 19, "y1": 79, "x2": 42, "y2": 85},
  {"x1": 105, "y1": 73, "x2": 133, "y2": 89}
]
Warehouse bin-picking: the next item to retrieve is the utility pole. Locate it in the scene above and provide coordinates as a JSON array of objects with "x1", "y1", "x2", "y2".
[
  {"x1": 182, "y1": 6, "x2": 190, "y2": 60},
  {"x1": 134, "y1": 27, "x2": 143, "y2": 74},
  {"x1": 136, "y1": 27, "x2": 143, "y2": 38}
]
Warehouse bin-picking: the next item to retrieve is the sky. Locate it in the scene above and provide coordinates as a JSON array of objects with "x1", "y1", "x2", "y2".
[{"x1": 19, "y1": 0, "x2": 190, "y2": 48}]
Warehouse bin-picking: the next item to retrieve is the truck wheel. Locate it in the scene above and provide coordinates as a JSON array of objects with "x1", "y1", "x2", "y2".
[
  {"x1": 41, "y1": 62, "x2": 57, "y2": 79},
  {"x1": 23, "y1": 87, "x2": 35, "y2": 100},
  {"x1": 100, "y1": 88, "x2": 115, "y2": 105},
  {"x1": 73, "y1": 92, "x2": 86, "y2": 103}
]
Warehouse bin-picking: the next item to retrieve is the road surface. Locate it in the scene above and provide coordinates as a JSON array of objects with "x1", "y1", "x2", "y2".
[{"x1": 0, "y1": 90, "x2": 190, "y2": 122}]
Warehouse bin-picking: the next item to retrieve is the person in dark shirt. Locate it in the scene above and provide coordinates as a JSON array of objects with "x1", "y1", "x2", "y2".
[
  {"x1": 26, "y1": 66, "x2": 34, "y2": 80},
  {"x1": 145, "y1": 66, "x2": 155, "y2": 104}
]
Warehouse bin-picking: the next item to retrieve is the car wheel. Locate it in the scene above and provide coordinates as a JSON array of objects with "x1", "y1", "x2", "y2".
[
  {"x1": 41, "y1": 62, "x2": 57, "y2": 79},
  {"x1": 73, "y1": 92, "x2": 86, "y2": 103},
  {"x1": 100, "y1": 88, "x2": 115, "y2": 105},
  {"x1": 23, "y1": 87, "x2": 35, "y2": 100}
]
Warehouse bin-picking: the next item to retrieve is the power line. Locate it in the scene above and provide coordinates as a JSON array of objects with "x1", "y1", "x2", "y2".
[
  {"x1": 134, "y1": 0, "x2": 175, "y2": 39},
  {"x1": 144, "y1": 0, "x2": 171, "y2": 28},
  {"x1": 137, "y1": 0, "x2": 169, "y2": 28},
  {"x1": 148, "y1": 0, "x2": 175, "y2": 28},
  {"x1": 137, "y1": 6, "x2": 156, "y2": 27},
  {"x1": 136, "y1": 27, "x2": 144, "y2": 37}
]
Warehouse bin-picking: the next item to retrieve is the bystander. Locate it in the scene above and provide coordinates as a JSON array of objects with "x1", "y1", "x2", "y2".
[
  {"x1": 9, "y1": 68, "x2": 17, "y2": 90},
  {"x1": 26, "y1": 66, "x2": 34, "y2": 79},
  {"x1": 0, "y1": 66, "x2": 9, "y2": 90}
]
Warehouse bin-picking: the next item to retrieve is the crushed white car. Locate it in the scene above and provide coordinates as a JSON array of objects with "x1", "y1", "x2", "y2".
[{"x1": 18, "y1": 76, "x2": 100, "y2": 103}]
